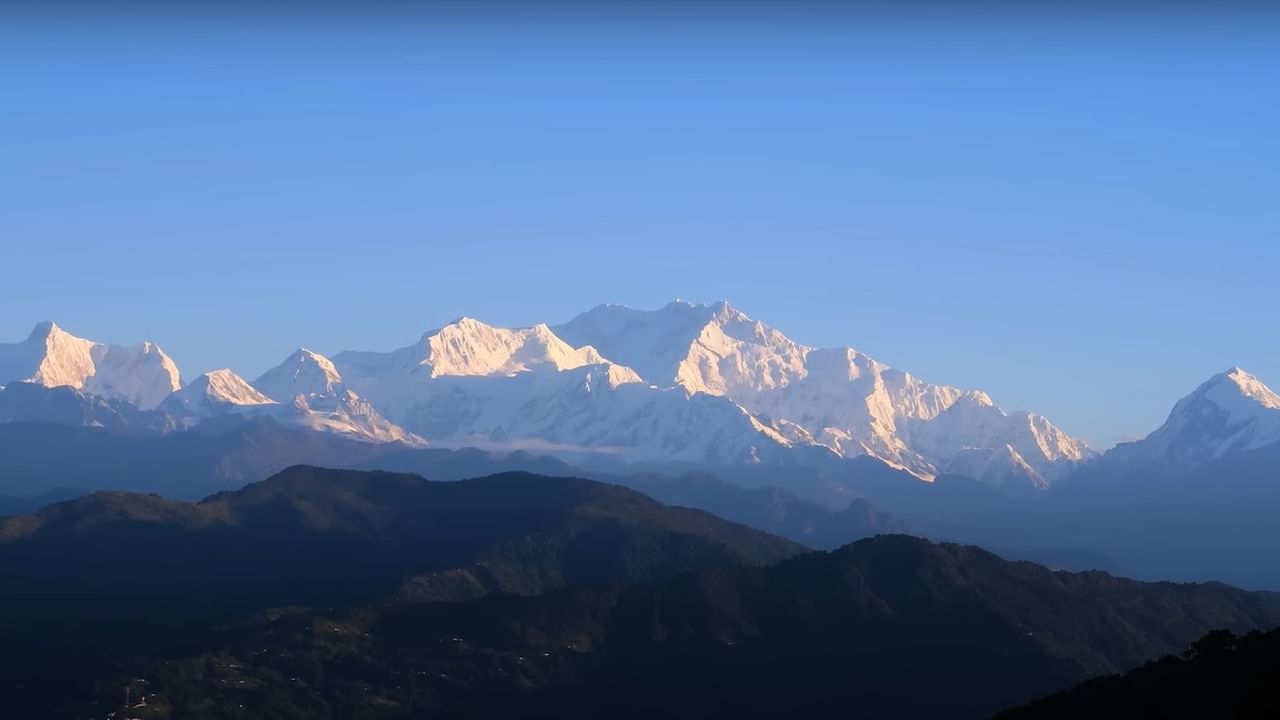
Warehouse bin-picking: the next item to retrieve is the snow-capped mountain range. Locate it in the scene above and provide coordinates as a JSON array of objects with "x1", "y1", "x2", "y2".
[
  {"x1": 0, "y1": 323, "x2": 419, "y2": 446},
  {"x1": 1, "y1": 301, "x2": 1275, "y2": 490}
]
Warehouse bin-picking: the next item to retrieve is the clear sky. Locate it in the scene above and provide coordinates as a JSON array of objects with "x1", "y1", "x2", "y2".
[{"x1": 2, "y1": 3, "x2": 1277, "y2": 448}]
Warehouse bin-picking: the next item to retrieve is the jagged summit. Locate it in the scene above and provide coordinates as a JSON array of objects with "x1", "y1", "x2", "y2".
[
  {"x1": 0, "y1": 305, "x2": 1095, "y2": 482},
  {"x1": 439, "y1": 320, "x2": 602, "y2": 377},
  {"x1": 27, "y1": 320, "x2": 63, "y2": 340},
  {"x1": 251, "y1": 348, "x2": 424, "y2": 445},
  {"x1": 556, "y1": 301, "x2": 1089, "y2": 480},
  {"x1": 1171, "y1": 367, "x2": 1280, "y2": 427},
  {"x1": 0, "y1": 321, "x2": 181, "y2": 410},
  {"x1": 555, "y1": 299, "x2": 803, "y2": 393},
  {"x1": 1206, "y1": 367, "x2": 1280, "y2": 411},
  {"x1": 414, "y1": 317, "x2": 606, "y2": 378},
  {"x1": 254, "y1": 347, "x2": 344, "y2": 401},
  {"x1": 171, "y1": 369, "x2": 275, "y2": 411}
]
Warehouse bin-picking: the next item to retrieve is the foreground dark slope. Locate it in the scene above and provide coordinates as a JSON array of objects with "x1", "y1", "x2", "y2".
[
  {"x1": 0, "y1": 466, "x2": 801, "y2": 708},
  {"x1": 80, "y1": 536, "x2": 1280, "y2": 720},
  {"x1": 1001, "y1": 627, "x2": 1280, "y2": 719}
]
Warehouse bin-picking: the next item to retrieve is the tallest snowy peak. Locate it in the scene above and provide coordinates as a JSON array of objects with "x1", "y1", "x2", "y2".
[
  {"x1": 554, "y1": 300, "x2": 1088, "y2": 480},
  {"x1": 661, "y1": 298, "x2": 747, "y2": 322},
  {"x1": 554, "y1": 300, "x2": 802, "y2": 391}
]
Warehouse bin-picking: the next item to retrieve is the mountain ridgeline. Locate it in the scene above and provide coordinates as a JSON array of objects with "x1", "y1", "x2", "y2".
[
  {"x1": 0, "y1": 302, "x2": 1096, "y2": 485},
  {"x1": 0, "y1": 463, "x2": 1271, "y2": 719},
  {"x1": 0, "y1": 466, "x2": 801, "y2": 610},
  {"x1": 5, "y1": 306, "x2": 1280, "y2": 716},
  {"x1": 0, "y1": 466, "x2": 802, "y2": 714},
  {"x1": 6, "y1": 306, "x2": 1280, "y2": 591},
  {"x1": 2, "y1": 468, "x2": 1278, "y2": 718},
  {"x1": 0, "y1": 308, "x2": 1274, "y2": 505},
  {"x1": 7, "y1": 362, "x2": 1280, "y2": 587}
]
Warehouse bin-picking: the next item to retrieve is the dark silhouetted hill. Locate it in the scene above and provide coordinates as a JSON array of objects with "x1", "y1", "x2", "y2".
[
  {"x1": 51, "y1": 534, "x2": 1280, "y2": 720},
  {"x1": 0, "y1": 466, "x2": 801, "y2": 712},
  {"x1": 1001, "y1": 627, "x2": 1280, "y2": 719}
]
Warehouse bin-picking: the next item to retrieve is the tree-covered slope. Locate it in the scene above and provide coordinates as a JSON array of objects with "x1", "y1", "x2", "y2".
[
  {"x1": 0, "y1": 466, "x2": 802, "y2": 712},
  {"x1": 1000, "y1": 627, "x2": 1280, "y2": 719},
  {"x1": 61, "y1": 535, "x2": 1280, "y2": 720}
]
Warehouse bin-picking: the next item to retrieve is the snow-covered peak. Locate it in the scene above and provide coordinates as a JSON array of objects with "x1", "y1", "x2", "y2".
[
  {"x1": 168, "y1": 369, "x2": 275, "y2": 413},
  {"x1": 85, "y1": 341, "x2": 183, "y2": 410},
  {"x1": 27, "y1": 320, "x2": 66, "y2": 340},
  {"x1": 0, "y1": 322, "x2": 181, "y2": 410},
  {"x1": 555, "y1": 299, "x2": 806, "y2": 393},
  {"x1": 1197, "y1": 367, "x2": 1280, "y2": 415},
  {"x1": 556, "y1": 300, "x2": 1088, "y2": 482},
  {"x1": 254, "y1": 348, "x2": 344, "y2": 401},
  {"x1": 286, "y1": 389, "x2": 426, "y2": 446},
  {"x1": 159, "y1": 366, "x2": 424, "y2": 445},
  {"x1": 1107, "y1": 367, "x2": 1280, "y2": 471},
  {"x1": 1012, "y1": 411, "x2": 1095, "y2": 465},
  {"x1": 14, "y1": 320, "x2": 97, "y2": 389},
  {"x1": 579, "y1": 362, "x2": 645, "y2": 391},
  {"x1": 418, "y1": 317, "x2": 606, "y2": 378},
  {"x1": 250, "y1": 349, "x2": 424, "y2": 444},
  {"x1": 1167, "y1": 367, "x2": 1280, "y2": 431},
  {"x1": 398, "y1": 361, "x2": 794, "y2": 465}
]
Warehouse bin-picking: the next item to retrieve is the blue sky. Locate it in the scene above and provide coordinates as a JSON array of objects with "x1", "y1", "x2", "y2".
[{"x1": 2, "y1": 5, "x2": 1277, "y2": 448}]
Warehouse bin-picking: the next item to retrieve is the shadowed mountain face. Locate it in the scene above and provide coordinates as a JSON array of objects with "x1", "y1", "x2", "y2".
[
  {"x1": 612, "y1": 471, "x2": 907, "y2": 548},
  {"x1": 1028, "y1": 440, "x2": 1280, "y2": 588},
  {"x1": 0, "y1": 420, "x2": 907, "y2": 553},
  {"x1": 1000, "y1": 627, "x2": 1280, "y2": 719},
  {"x1": 40, "y1": 534, "x2": 1280, "y2": 720},
  {"x1": 0, "y1": 418, "x2": 395, "y2": 498},
  {"x1": 0, "y1": 417, "x2": 604, "y2": 499},
  {"x1": 10, "y1": 410, "x2": 1280, "y2": 589},
  {"x1": 0, "y1": 466, "x2": 801, "y2": 711},
  {"x1": 0, "y1": 381, "x2": 175, "y2": 434},
  {"x1": 0, "y1": 466, "x2": 802, "y2": 606},
  {"x1": 0, "y1": 487, "x2": 86, "y2": 516}
]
